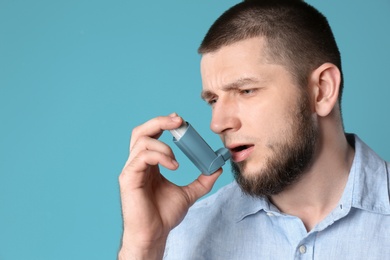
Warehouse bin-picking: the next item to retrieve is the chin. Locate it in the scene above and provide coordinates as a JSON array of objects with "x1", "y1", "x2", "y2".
[{"x1": 239, "y1": 157, "x2": 266, "y2": 174}]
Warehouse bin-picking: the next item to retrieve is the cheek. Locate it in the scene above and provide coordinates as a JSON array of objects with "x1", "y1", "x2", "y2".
[
  {"x1": 238, "y1": 91, "x2": 297, "y2": 139},
  {"x1": 259, "y1": 107, "x2": 289, "y2": 137}
]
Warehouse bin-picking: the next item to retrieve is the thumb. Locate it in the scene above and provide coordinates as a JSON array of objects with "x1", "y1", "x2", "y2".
[{"x1": 183, "y1": 168, "x2": 223, "y2": 206}]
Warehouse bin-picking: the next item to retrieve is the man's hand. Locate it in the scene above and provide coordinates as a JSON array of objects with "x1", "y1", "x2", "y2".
[{"x1": 118, "y1": 114, "x2": 222, "y2": 260}]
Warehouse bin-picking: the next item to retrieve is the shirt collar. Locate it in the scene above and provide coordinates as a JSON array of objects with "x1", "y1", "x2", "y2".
[
  {"x1": 234, "y1": 134, "x2": 390, "y2": 222},
  {"x1": 347, "y1": 134, "x2": 390, "y2": 214},
  {"x1": 233, "y1": 188, "x2": 270, "y2": 222}
]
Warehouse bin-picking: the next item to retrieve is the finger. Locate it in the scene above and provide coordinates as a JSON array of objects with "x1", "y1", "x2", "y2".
[
  {"x1": 127, "y1": 137, "x2": 176, "y2": 167},
  {"x1": 120, "y1": 150, "x2": 179, "y2": 189},
  {"x1": 130, "y1": 114, "x2": 183, "y2": 150},
  {"x1": 183, "y1": 168, "x2": 223, "y2": 206}
]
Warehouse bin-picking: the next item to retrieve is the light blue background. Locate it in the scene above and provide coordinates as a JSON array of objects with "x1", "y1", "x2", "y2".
[{"x1": 0, "y1": 1, "x2": 389, "y2": 259}]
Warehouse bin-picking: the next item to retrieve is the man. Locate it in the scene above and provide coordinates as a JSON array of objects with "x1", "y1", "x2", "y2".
[{"x1": 118, "y1": 0, "x2": 390, "y2": 259}]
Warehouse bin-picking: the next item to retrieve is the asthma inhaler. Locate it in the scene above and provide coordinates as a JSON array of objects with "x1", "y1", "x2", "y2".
[{"x1": 170, "y1": 121, "x2": 231, "y2": 175}]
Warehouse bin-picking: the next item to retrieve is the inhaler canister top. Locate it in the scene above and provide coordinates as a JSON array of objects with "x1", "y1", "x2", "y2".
[{"x1": 169, "y1": 122, "x2": 189, "y2": 141}]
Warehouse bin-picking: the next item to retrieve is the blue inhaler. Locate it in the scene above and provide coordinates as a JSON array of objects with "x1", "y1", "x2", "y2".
[{"x1": 170, "y1": 121, "x2": 231, "y2": 175}]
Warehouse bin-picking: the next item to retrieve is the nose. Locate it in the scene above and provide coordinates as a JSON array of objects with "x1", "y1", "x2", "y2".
[{"x1": 210, "y1": 97, "x2": 241, "y2": 135}]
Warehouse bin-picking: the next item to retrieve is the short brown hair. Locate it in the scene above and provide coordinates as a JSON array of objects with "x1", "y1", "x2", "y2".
[{"x1": 199, "y1": 0, "x2": 344, "y2": 104}]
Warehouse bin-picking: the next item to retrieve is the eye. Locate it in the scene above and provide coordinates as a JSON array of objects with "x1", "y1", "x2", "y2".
[
  {"x1": 207, "y1": 98, "x2": 217, "y2": 106},
  {"x1": 240, "y1": 89, "x2": 257, "y2": 95}
]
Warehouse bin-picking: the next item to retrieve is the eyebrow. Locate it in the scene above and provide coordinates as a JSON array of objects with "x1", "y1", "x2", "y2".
[{"x1": 201, "y1": 77, "x2": 260, "y2": 101}]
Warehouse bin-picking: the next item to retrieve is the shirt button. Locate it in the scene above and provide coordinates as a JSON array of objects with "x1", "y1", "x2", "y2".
[
  {"x1": 299, "y1": 245, "x2": 307, "y2": 254},
  {"x1": 266, "y1": 212, "x2": 274, "y2": 217}
]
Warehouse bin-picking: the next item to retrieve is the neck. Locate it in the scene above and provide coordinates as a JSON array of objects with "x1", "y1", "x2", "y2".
[{"x1": 269, "y1": 127, "x2": 355, "y2": 232}]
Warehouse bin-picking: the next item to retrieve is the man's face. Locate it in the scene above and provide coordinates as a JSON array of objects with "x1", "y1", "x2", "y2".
[{"x1": 200, "y1": 37, "x2": 318, "y2": 197}]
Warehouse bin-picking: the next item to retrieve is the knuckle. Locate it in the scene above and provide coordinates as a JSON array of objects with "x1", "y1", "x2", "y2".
[
  {"x1": 131, "y1": 125, "x2": 142, "y2": 138},
  {"x1": 118, "y1": 167, "x2": 132, "y2": 187},
  {"x1": 118, "y1": 171, "x2": 128, "y2": 185},
  {"x1": 156, "y1": 115, "x2": 165, "y2": 122},
  {"x1": 137, "y1": 150, "x2": 157, "y2": 162},
  {"x1": 130, "y1": 135, "x2": 148, "y2": 153},
  {"x1": 136, "y1": 136, "x2": 149, "y2": 146},
  {"x1": 118, "y1": 156, "x2": 144, "y2": 184}
]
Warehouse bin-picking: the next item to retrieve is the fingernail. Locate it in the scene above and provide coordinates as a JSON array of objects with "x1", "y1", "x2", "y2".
[
  {"x1": 171, "y1": 116, "x2": 181, "y2": 122},
  {"x1": 169, "y1": 112, "x2": 178, "y2": 117},
  {"x1": 172, "y1": 159, "x2": 179, "y2": 167}
]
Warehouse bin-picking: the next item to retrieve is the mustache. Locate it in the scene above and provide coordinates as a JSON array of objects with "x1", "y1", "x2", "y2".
[{"x1": 221, "y1": 134, "x2": 261, "y2": 146}]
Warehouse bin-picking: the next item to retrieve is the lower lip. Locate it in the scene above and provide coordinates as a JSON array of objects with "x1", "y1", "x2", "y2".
[{"x1": 231, "y1": 146, "x2": 254, "y2": 162}]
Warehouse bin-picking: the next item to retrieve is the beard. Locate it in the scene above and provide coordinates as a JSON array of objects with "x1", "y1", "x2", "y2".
[{"x1": 232, "y1": 90, "x2": 318, "y2": 197}]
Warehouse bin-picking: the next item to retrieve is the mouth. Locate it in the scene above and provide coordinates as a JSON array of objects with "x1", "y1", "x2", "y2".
[{"x1": 228, "y1": 144, "x2": 255, "y2": 162}]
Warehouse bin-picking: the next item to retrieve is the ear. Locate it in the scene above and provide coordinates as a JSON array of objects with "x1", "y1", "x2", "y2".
[{"x1": 309, "y1": 63, "x2": 341, "y2": 117}]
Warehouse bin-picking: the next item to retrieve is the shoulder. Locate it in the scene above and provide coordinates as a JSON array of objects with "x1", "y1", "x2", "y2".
[{"x1": 349, "y1": 134, "x2": 390, "y2": 213}]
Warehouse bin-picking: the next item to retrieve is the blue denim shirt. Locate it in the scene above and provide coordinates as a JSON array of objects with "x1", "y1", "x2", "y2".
[{"x1": 164, "y1": 135, "x2": 390, "y2": 259}]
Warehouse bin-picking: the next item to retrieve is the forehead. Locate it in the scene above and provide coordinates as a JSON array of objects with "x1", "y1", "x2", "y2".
[
  {"x1": 200, "y1": 37, "x2": 270, "y2": 89},
  {"x1": 201, "y1": 37, "x2": 267, "y2": 72}
]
